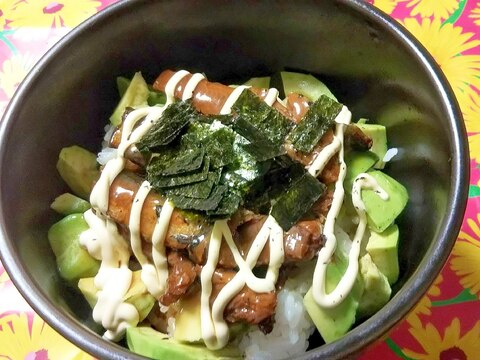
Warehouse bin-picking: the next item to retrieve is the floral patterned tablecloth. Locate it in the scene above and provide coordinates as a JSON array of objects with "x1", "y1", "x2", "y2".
[{"x1": 0, "y1": 0, "x2": 479, "y2": 359}]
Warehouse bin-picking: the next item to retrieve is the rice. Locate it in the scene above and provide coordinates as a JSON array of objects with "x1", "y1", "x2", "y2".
[
  {"x1": 238, "y1": 263, "x2": 316, "y2": 360},
  {"x1": 97, "y1": 124, "x2": 118, "y2": 165}
]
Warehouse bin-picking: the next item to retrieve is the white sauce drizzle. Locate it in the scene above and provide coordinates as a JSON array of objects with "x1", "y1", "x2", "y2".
[
  {"x1": 220, "y1": 85, "x2": 249, "y2": 114},
  {"x1": 182, "y1": 73, "x2": 205, "y2": 101},
  {"x1": 310, "y1": 107, "x2": 390, "y2": 308},
  {"x1": 81, "y1": 71, "x2": 190, "y2": 339},
  {"x1": 264, "y1": 88, "x2": 279, "y2": 107},
  {"x1": 201, "y1": 217, "x2": 284, "y2": 349},
  {"x1": 199, "y1": 85, "x2": 286, "y2": 349}
]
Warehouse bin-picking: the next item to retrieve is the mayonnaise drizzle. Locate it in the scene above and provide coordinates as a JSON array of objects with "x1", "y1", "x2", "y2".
[
  {"x1": 200, "y1": 86, "x2": 286, "y2": 349},
  {"x1": 182, "y1": 73, "x2": 205, "y2": 101},
  {"x1": 201, "y1": 217, "x2": 284, "y2": 349},
  {"x1": 310, "y1": 107, "x2": 390, "y2": 308},
  {"x1": 82, "y1": 70, "x2": 192, "y2": 339},
  {"x1": 220, "y1": 85, "x2": 249, "y2": 114}
]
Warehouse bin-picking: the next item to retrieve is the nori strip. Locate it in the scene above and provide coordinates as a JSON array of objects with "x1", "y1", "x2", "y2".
[
  {"x1": 137, "y1": 100, "x2": 197, "y2": 152},
  {"x1": 165, "y1": 170, "x2": 221, "y2": 199},
  {"x1": 206, "y1": 190, "x2": 242, "y2": 218},
  {"x1": 149, "y1": 156, "x2": 210, "y2": 189},
  {"x1": 232, "y1": 90, "x2": 293, "y2": 150},
  {"x1": 270, "y1": 172, "x2": 326, "y2": 231},
  {"x1": 147, "y1": 147, "x2": 204, "y2": 176},
  {"x1": 287, "y1": 95, "x2": 343, "y2": 153},
  {"x1": 203, "y1": 126, "x2": 236, "y2": 169},
  {"x1": 169, "y1": 184, "x2": 228, "y2": 211}
]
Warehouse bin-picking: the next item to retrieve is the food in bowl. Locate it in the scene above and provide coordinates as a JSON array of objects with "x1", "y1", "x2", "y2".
[{"x1": 48, "y1": 69, "x2": 408, "y2": 359}]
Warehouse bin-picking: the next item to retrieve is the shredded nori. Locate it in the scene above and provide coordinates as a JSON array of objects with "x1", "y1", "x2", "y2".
[
  {"x1": 165, "y1": 170, "x2": 221, "y2": 199},
  {"x1": 134, "y1": 83, "x2": 336, "y2": 223},
  {"x1": 232, "y1": 90, "x2": 293, "y2": 153},
  {"x1": 169, "y1": 184, "x2": 228, "y2": 211},
  {"x1": 148, "y1": 156, "x2": 210, "y2": 189},
  {"x1": 287, "y1": 95, "x2": 343, "y2": 153},
  {"x1": 270, "y1": 172, "x2": 326, "y2": 231},
  {"x1": 147, "y1": 147, "x2": 204, "y2": 176},
  {"x1": 136, "y1": 100, "x2": 197, "y2": 152}
]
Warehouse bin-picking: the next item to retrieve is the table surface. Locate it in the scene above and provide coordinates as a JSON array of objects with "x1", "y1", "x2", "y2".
[{"x1": 0, "y1": 0, "x2": 479, "y2": 359}]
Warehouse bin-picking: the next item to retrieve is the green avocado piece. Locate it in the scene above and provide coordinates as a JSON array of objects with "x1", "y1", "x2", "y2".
[
  {"x1": 366, "y1": 224, "x2": 400, "y2": 285},
  {"x1": 50, "y1": 192, "x2": 90, "y2": 215},
  {"x1": 126, "y1": 327, "x2": 243, "y2": 360},
  {"x1": 356, "y1": 123, "x2": 387, "y2": 169},
  {"x1": 78, "y1": 271, "x2": 155, "y2": 322},
  {"x1": 362, "y1": 170, "x2": 408, "y2": 233},
  {"x1": 174, "y1": 293, "x2": 202, "y2": 342},
  {"x1": 48, "y1": 213, "x2": 100, "y2": 282},
  {"x1": 344, "y1": 151, "x2": 378, "y2": 194},
  {"x1": 357, "y1": 253, "x2": 392, "y2": 319},
  {"x1": 110, "y1": 72, "x2": 149, "y2": 125},
  {"x1": 303, "y1": 227, "x2": 363, "y2": 343},
  {"x1": 243, "y1": 76, "x2": 270, "y2": 88},
  {"x1": 281, "y1": 71, "x2": 336, "y2": 101},
  {"x1": 56, "y1": 146, "x2": 99, "y2": 200}
]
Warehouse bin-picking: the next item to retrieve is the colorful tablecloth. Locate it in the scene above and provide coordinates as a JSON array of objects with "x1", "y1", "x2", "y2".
[{"x1": 0, "y1": 1, "x2": 479, "y2": 359}]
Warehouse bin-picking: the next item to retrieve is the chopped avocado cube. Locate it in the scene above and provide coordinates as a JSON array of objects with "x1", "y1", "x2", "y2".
[
  {"x1": 243, "y1": 76, "x2": 270, "y2": 88},
  {"x1": 48, "y1": 213, "x2": 100, "y2": 282},
  {"x1": 344, "y1": 151, "x2": 378, "y2": 194},
  {"x1": 50, "y1": 193, "x2": 90, "y2": 215},
  {"x1": 366, "y1": 224, "x2": 400, "y2": 284},
  {"x1": 356, "y1": 124, "x2": 387, "y2": 169},
  {"x1": 78, "y1": 271, "x2": 155, "y2": 322},
  {"x1": 56, "y1": 145, "x2": 99, "y2": 200},
  {"x1": 280, "y1": 71, "x2": 336, "y2": 101},
  {"x1": 304, "y1": 263, "x2": 359, "y2": 343},
  {"x1": 174, "y1": 293, "x2": 202, "y2": 342},
  {"x1": 110, "y1": 72, "x2": 149, "y2": 125},
  {"x1": 362, "y1": 170, "x2": 408, "y2": 233},
  {"x1": 126, "y1": 327, "x2": 243, "y2": 360},
  {"x1": 357, "y1": 253, "x2": 392, "y2": 319}
]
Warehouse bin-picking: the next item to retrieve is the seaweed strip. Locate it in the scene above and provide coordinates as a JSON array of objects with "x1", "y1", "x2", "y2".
[
  {"x1": 169, "y1": 184, "x2": 228, "y2": 211},
  {"x1": 287, "y1": 95, "x2": 343, "y2": 153},
  {"x1": 149, "y1": 156, "x2": 210, "y2": 189},
  {"x1": 232, "y1": 90, "x2": 293, "y2": 151},
  {"x1": 137, "y1": 100, "x2": 197, "y2": 152},
  {"x1": 165, "y1": 170, "x2": 221, "y2": 199},
  {"x1": 147, "y1": 147, "x2": 204, "y2": 176},
  {"x1": 270, "y1": 172, "x2": 326, "y2": 231}
]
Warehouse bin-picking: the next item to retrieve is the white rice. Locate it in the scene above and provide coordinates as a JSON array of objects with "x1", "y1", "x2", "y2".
[
  {"x1": 97, "y1": 147, "x2": 118, "y2": 166},
  {"x1": 97, "y1": 124, "x2": 118, "y2": 166},
  {"x1": 238, "y1": 263, "x2": 316, "y2": 360}
]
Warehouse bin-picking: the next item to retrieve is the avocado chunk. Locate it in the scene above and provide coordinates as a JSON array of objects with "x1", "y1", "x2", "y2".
[
  {"x1": 304, "y1": 264, "x2": 359, "y2": 343},
  {"x1": 56, "y1": 146, "x2": 99, "y2": 200},
  {"x1": 281, "y1": 71, "x2": 336, "y2": 101},
  {"x1": 110, "y1": 71, "x2": 149, "y2": 125},
  {"x1": 243, "y1": 76, "x2": 270, "y2": 88},
  {"x1": 126, "y1": 326, "x2": 243, "y2": 360},
  {"x1": 48, "y1": 213, "x2": 100, "y2": 282},
  {"x1": 51, "y1": 192, "x2": 90, "y2": 215},
  {"x1": 362, "y1": 170, "x2": 408, "y2": 233},
  {"x1": 366, "y1": 224, "x2": 400, "y2": 285},
  {"x1": 303, "y1": 226, "x2": 364, "y2": 343},
  {"x1": 344, "y1": 151, "x2": 378, "y2": 194},
  {"x1": 174, "y1": 292, "x2": 202, "y2": 342},
  {"x1": 357, "y1": 253, "x2": 392, "y2": 319},
  {"x1": 78, "y1": 270, "x2": 155, "y2": 322},
  {"x1": 356, "y1": 123, "x2": 388, "y2": 169}
]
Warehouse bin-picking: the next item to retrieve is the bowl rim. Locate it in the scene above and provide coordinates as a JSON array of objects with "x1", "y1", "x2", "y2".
[{"x1": 0, "y1": 0, "x2": 470, "y2": 359}]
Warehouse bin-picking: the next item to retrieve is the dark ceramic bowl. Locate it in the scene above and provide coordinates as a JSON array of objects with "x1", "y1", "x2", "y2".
[{"x1": 0, "y1": 0, "x2": 469, "y2": 359}]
